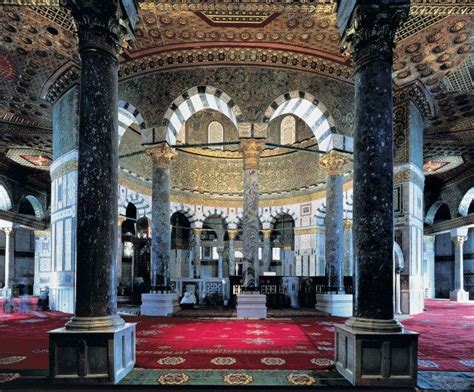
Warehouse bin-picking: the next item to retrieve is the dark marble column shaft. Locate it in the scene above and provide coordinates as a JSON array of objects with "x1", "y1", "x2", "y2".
[
  {"x1": 325, "y1": 174, "x2": 344, "y2": 292},
  {"x1": 147, "y1": 143, "x2": 176, "y2": 290},
  {"x1": 68, "y1": 2, "x2": 126, "y2": 328},
  {"x1": 228, "y1": 229, "x2": 237, "y2": 276},
  {"x1": 193, "y1": 228, "x2": 202, "y2": 278},
  {"x1": 240, "y1": 139, "x2": 265, "y2": 290},
  {"x1": 343, "y1": 219, "x2": 354, "y2": 277},
  {"x1": 262, "y1": 229, "x2": 272, "y2": 273},
  {"x1": 341, "y1": 2, "x2": 409, "y2": 330}
]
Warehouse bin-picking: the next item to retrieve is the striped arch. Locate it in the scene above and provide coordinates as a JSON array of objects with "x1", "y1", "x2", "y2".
[
  {"x1": 201, "y1": 208, "x2": 231, "y2": 226},
  {"x1": 0, "y1": 183, "x2": 12, "y2": 211},
  {"x1": 425, "y1": 201, "x2": 446, "y2": 225},
  {"x1": 118, "y1": 193, "x2": 150, "y2": 217},
  {"x1": 118, "y1": 100, "x2": 146, "y2": 145},
  {"x1": 162, "y1": 86, "x2": 243, "y2": 142},
  {"x1": 263, "y1": 91, "x2": 352, "y2": 152},
  {"x1": 170, "y1": 204, "x2": 197, "y2": 226},
  {"x1": 269, "y1": 207, "x2": 298, "y2": 228},
  {"x1": 458, "y1": 187, "x2": 474, "y2": 217}
]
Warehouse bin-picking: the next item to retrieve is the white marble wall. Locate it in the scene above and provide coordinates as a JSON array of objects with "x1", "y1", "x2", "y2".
[
  {"x1": 394, "y1": 163, "x2": 425, "y2": 315},
  {"x1": 49, "y1": 150, "x2": 78, "y2": 313}
]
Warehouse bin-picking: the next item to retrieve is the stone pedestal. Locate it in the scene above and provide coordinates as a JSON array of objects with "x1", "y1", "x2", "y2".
[
  {"x1": 335, "y1": 324, "x2": 418, "y2": 387},
  {"x1": 236, "y1": 293, "x2": 267, "y2": 319},
  {"x1": 316, "y1": 293, "x2": 353, "y2": 317},
  {"x1": 49, "y1": 323, "x2": 136, "y2": 384},
  {"x1": 449, "y1": 289, "x2": 469, "y2": 302},
  {"x1": 141, "y1": 292, "x2": 179, "y2": 316}
]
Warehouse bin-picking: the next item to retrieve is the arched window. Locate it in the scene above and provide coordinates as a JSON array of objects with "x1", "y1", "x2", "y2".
[
  {"x1": 280, "y1": 115, "x2": 296, "y2": 145},
  {"x1": 208, "y1": 121, "x2": 224, "y2": 150}
]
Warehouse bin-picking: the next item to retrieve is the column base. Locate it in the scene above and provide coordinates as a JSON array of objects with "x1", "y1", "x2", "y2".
[
  {"x1": 315, "y1": 293, "x2": 353, "y2": 317},
  {"x1": 140, "y1": 292, "x2": 179, "y2": 316},
  {"x1": 0, "y1": 288, "x2": 12, "y2": 297},
  {"x1": 236, "y1": 293, "x2": 267, "y2": 319},
  {"x1": 335, "y1": 323, "x2": 418, "y2": 387},
  {"x1": 48, "y1": 322, "x2": 136, "y2": 384},
  {"x1": 449, "y1": 289, "x2": 470, "y2": 302}
]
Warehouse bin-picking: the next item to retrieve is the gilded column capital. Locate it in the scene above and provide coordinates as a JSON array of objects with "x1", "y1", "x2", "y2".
[
  {"x1": 3, "y1": 227, "x2": 15, "y2": 236},
  {"x1": 343, "y1": 219, "x2": 352, "y2": 230},
  {"x1": 239, "y1": 138, "x2": 266, "y2": 170},
  {"x1": 194, "y1": 227, "x2": 203, "y2": 237},
  {"x1": 262, "y1": 229, "x2": 272, "y2": 239},
  {"x1": 65, "y1": 0, "x2": 138, "y2": 57},
  {"x1": 34, "y1": 229, "x2": 51, "y2": 238},
  {"x1": 117, "y1": 215, "x2": 127, "y2": 226},
  {"x1": 452, "y1": 236, "x2": 467, "y2": 246},
  {"x1": 146, "y1": 143, "x2": 177, "y2": 168},
  {"x1": 339, "y1": 2, "x2": 410, "y2": 72},
  {"x1": 319, "y1": 151, "x2": 352, "y2": 175},
  {"x1": 227, "y1": 229, "x2": 238, "y2": 240}
]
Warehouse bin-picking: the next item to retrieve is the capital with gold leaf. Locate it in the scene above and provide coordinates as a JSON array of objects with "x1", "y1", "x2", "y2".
[
  {"x1": 239, "y1": 138, "x2": 266, "y2": 170},
  {"x1": 319, "y1": 150, "x2": 352, "y2": 176},
  {"x1": 146, "y1": 142, "x2": 177, "y2": 168}
]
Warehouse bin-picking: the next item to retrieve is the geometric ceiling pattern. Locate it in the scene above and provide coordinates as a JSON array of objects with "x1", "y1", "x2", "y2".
[{"x1": 0, "y1": 2, "x2": 472, "y2": 184}]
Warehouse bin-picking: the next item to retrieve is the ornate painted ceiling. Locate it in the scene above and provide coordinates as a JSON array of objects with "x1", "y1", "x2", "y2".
[{"x1": 0, "y1": 0, "x2": 472, "y2": 185}]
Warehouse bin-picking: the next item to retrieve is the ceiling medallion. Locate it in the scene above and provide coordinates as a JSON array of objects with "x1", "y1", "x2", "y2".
[
  {"x1": 405, "y1": 43, "x2": 420, "y2": 54},
  {"x1": 0, "y1": 49, "x2": 17, "y2": 81},
  {"x1": 450, "y1": 20, "x2": 466, "y2": 33},
  {"x1": 454, "y1": 33, "x2": 468, "y2": 44},
  {"x1": 423, "y1": 161, "x2": 449, "y2": 173},
  {"x1": 196, "y1": 11, "x2": 278, "y2": 28},
  {"x1": 6, "y1": 148, "x2": 52, "y2": 171}
]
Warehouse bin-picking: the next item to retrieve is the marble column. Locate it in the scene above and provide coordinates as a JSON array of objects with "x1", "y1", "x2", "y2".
[
  {"x1": 217, "y1": 247, "x2": 224, "y2": 279},
  {"x1": 423, "y1": 235, "x2": 435, "y2": 299},
  {"x1": 262, "y1": 229, "x2": 272, "y2": 273},
  {"x1": 227, "y1": 229, "x2": 237, "y2": 276},
  {"x1": 49, "y1": 0, "x2": 137, "y2": 383},
  {"x1": 450, "y1": 228, "x2": 469, "y2": 302},
  {"x1": 239, "y1": 138, "x2": 265, "y2": 290},
  {"x1": 3, "y1": 227, "x2": 15, "y2": 291},
  {"x1": 237, "y1": 135, "x2": 267, "y2": 319},
  {"x1": 320, "y1": 151, "x2": 351, "y2": 293},
  {"x1": 335, "y1": 1, "x2": 417, "y2": 387},
  {"x1": 147, "y1": 143, "x2": 176, "y2": 291},
  {"x1": 343, "y1": 219, "x2": 353, "y2": 277},
  {"x1": 193, "y1": 228, "x2": 203, "y2": 278},
  {"x1": 117, "y1": 215, "x2": 127, "y2": 285}
]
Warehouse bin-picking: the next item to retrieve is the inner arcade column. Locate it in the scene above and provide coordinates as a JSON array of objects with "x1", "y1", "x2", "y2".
[
  {"x1": 193, "y1": 227, "x2": 203, "y2": 278},
  {"x1": 262, "y1": 229, "x2": 272, "y2": 273},
  {"x1": 49, "y1": 0, "x2": 137, "y2": 383},
  {"x1": 449, "y1": 227, "x2": 469, "y2": 302},
  {"x1": 236, "y1": 124, "x2": 268, "y2": 319},
  {"x1": 335, "y1": 1, "x2": 418, "y2": 387},
  {"x1": 316, "y1": 151, "x2": 352, "y2": 317},
  {"x1": 2, "y1": 227, "x2": 15, "y2": 295},
  {"x1": 343, "y1": 219, "x2": 353, "y2": 277},
  {"x1": 140, "y1": 142, "x2": 179, "y2": 316},
  {"x1": 227, "y1": 228, "x2": 237, "y2": 276}
]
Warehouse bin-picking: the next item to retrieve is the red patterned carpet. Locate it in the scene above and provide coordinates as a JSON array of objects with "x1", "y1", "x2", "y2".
[{"x1": 0, "y1": 299, "x2": 473, "y2": 372}]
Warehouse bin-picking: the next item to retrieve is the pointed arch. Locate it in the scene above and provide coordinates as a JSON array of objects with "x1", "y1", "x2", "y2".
[
  {"x1": 263, "y1": 91, "x2": 352, "y2": 152},
  {"x1": 18, "y1": 194, "x2": 45, "y2": 220},
  {"x1": 170, "y1": 204, "x2": 197, "y2": 226},
  {"x1": 162, "y1": 86, "x2": 243, "y2": 143}
]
